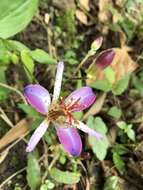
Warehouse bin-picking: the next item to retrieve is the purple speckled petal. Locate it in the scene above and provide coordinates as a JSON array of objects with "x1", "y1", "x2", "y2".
[
  {"x1": 64, "y1": 87, "x2": 96, "y2": 112},
  {"x1": 74, "y1": 121, "x2": 103, "y2": 139},
  {"x1": 56, "y1": 125, "x2": 82, "y2": 156},
  {"x1": 26, "y1": 120, "x2": 49, "y2": 152},
  {"x1": 52, "y1": 61, "x2": 64, "y2": 102},
  {"x1": 24, "y1": 84, "x2": 51, "y2": 114}
]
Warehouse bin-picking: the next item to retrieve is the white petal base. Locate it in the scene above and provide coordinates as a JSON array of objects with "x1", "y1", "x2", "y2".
[
  {"x1": 26, "y1": 120, "x2": 49, "y2": 152},
  {"x1": 75, "y1": 120, "x2": 103, "y2": 139}
]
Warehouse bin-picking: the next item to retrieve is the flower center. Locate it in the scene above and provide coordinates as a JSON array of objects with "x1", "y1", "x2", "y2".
[{"x1": 47, "y1": 98, "x2": 81, "y2": 126}]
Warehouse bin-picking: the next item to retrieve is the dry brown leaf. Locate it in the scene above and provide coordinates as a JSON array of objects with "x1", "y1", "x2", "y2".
[
  {"x1": 76, "y1": 9, "x2": 88, "y2": 25},
  {"x1": 83, "y1": 93, "x2": 106, "y2": 120},
  {"x1": 79, "y1": 0, "x2": 90, "y2": 11},
  {"x1": 98, "y1": 0, "x2": 112, "y2": 22},
  {"x1": 86, "y1": 47, "x2": 138, "y2": 85},
  {"x1": 107, "y1": 126, "x2": 117, "y2": 144},
  {"x1": 0, "y1": 118, "x2": 32, "y2": 150}
]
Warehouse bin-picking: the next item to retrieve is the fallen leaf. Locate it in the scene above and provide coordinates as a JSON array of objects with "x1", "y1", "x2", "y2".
[
  {"x1": 79, "y1": 0, "x2": 90, "y2": 11},
  {"x1": 0, "y1": 118, "x2": 32, "y2": 150},
  {"x1": 98, "y1": 0, "x2": 112, "y2": 22},
  {"x1": 76, "y1": 10, "x2": 88, "y2": 25},
  {"x1": 83, "y1": 93, "x2": 106, "y2": 120},
  {"x1": 107, "y1": 126, "x2": 117, "y2": 144},
  {"x1": 86, "y1": 47, "x2": 138, "y2": 85}
]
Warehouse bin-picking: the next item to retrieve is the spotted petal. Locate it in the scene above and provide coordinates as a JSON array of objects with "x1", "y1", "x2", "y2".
[
  {"x1": 56, "y1": 125, "x2": 82, "y2": 156},
  {"x1": 52, "y1": 61, "x2": 64, "y2": 102},
  {"x1": 74, "y1": 120, "x2": 103, "y2": 139},
  {"x1": 24, "y1": 84, "x2": 51, "y2": 114},
  {"x1": 64, "y1": 87, "x2": 96, "y2": 112},
  {"x1": 26, "y1": 120, "x2": 49, "y2": 152}
]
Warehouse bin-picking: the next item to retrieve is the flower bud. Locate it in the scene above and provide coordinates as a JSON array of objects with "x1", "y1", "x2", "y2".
[
  {"x1": 96, "y1": 49, "x2": 115, "y2": 69},
  {"x1": 91, "y1": 36, "x2": 103, "y2": 51}
]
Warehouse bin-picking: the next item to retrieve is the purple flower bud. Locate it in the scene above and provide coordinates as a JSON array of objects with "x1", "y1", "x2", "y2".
[
  {"x1": 64, "y1": 87, "x2": 96, "y2": 112},
  {"x1": 56, "y1": 126, "x2": 82, "y2": 156},
  {"x1": 24, "y1": 84, "x2": 51, "y2": 114},
  {"x1": 96, "y1": 49, "x2": 115, "y2": 69}
]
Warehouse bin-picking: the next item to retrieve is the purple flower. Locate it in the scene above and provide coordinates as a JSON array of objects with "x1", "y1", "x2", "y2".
[{"x1": 24, "y1": 62, "x2": 102, "y2": 156}]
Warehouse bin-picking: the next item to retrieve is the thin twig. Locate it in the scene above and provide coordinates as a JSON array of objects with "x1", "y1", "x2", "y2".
[
  {"x1": 42, "y1": 153, "x2": 59, "y2": 183},
  {"x1": 0, "y1": 154, "x2": 45, "y2": 189},
  {"x1": 0, "y1": 82, "x2": 27, "y2": 104},
  {"x1": 0, "y1": 167, "x2": 26, "y2": 189},
  {"x1": 0, "y1": 107, "x2": 14, "y2": 128}
]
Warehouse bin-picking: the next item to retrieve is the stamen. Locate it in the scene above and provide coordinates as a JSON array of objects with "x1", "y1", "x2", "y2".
[{"x1": 66, "y1": 98, "x2": 82, "y2": 111}]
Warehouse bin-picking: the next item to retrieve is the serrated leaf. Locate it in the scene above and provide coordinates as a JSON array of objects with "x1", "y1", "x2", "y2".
[
  {"x1": 108, "y1": 106, "x2": 122, "y2": 119},
  {"x1": 112, "y1": 152, "x2": 125, "y2": 174},
  {"x1": 87, "y1": 116, "x2": 109, "y2": 160},
  {"x1": 50, "y1": 168, "x2": 80, "y2": 184},
  {"x1": 21, "y1": 50, "x2": 34, "y2": 82},
  {"x1": 30, "y1": 49, "x2": 57, "y2": 64},
  {"x1": 0, "y1": 0, "x2": 38, "y2": 39},
  {"x1": 27, "y1": 151, "x2": 41, "y2": 190}
]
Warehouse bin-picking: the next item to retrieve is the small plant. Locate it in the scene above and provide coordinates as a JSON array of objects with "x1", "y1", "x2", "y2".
[{"x1": 117, "y1": 121, "x2": 135, "y2": 141}]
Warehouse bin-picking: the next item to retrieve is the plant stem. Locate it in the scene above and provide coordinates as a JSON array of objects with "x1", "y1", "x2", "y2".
[{"x1": 0, "y1": 82, "x2": 27, "y2": 104}]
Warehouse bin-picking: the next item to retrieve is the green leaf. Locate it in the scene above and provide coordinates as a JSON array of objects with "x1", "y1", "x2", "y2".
[
  {"x1": 127, "y1": 128, "x2": 135, "y2": 141},
  {"x1": 91, "y1": 80, "x2": 112, "y2": 92},
  {"x1": 21, "y1": 50, "x2": 34, "y2": 82},
  {"x1": 132, "y1": 74, "x2": 143, "y2": 94},
  {"x1": 112, "y1": 144, "x2": 129, "y2": 155},
  {"x1": 0, "y1": 0, "x2": 39, "y2": 38},
  {"x1": 18, "y1": 104, "x2": 41, "y2": 118},
  {"x1": 108, "y1": 106, "x2": 122, "y2": 119},
  {"x1": 104, "y1": 67, "x2": 115, "y2": 84},
  {"x1": 27, "y1": 151, "x2": 41, "y2": 190},
  {"x1": 30, "y1": 49, "x2": 57, "y2": 64},
  {"x1": 117, "y1": 121, "x2": 127, "y2": 130},
  {"x1": 112, "y1": 74, "x2": 130, "y2": 95},
  {"x1": 117, "y1": 121, "x2": 135, "y2": 141},
  {"x1": 103, "y1": 176, "x2": 121, "y2": 190},
  {"x1": 0, "y1": 49, "x2": 11, "y2": 64},
  {"x1": 112, "y1": 152, "x2": 125, "y2": 174},
  {"x1": 40, "y1": 180, "x2": 55, "y2": 190},
  {"x1": 87, "y1": 116, "x2": 109, "y2": 160},
  {"x1": 0, "y1": 67, "x2": 10, "y2": 102},
  {"x1": 50, "y1": 168, "x2": 80, "y2": 184},
  {"x1": 7, "y1": 40, "x2": 29, "y2": 52}
]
